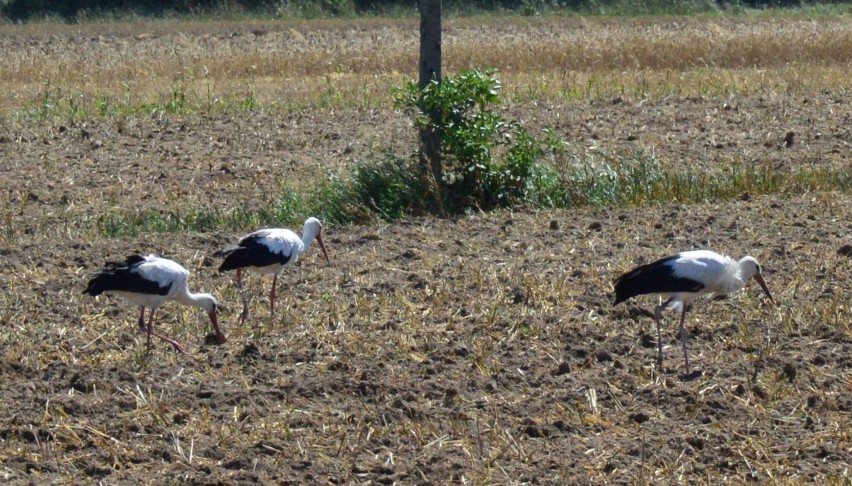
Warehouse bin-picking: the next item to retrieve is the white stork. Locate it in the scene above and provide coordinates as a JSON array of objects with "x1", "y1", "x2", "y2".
[
  {"x1": 613, "y1": 250, "x2": 775, "y2": 372},
  {"x1": 215, "y1": 217, "x2": 330, "y2": 323},
  {"x1": 83, "y1": 254, "x2": 225, "y2": 353}
]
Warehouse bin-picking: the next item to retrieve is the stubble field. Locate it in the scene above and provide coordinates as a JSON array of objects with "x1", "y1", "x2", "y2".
[{"x1": 0, "y1": 13, "x2": 850, "y2": 484}]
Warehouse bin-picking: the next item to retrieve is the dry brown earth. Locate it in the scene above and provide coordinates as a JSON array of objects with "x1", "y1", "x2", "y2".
[{"x1": 0, "y1": 16, "x2": 850, "y2": 485}]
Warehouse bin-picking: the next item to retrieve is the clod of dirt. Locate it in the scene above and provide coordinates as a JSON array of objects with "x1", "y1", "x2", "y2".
[
  {"x1": 83, "y1": 464, "x2": 111, "y2": 478},
  {"x1": 204, "y1": 333, "x2": 227, "y2": 345},
  {"x1": 739, "y1": 192, "x2": 752, "y2": 201},
  {"x1": 521, "y1": 423, "x2": 548, "y2": 438},
  {"x1": 588, "y1": 221, "x2": 603, "y2": 231},
  {"x1": 639, "y1": 333, "x2": 656, "y2": 349},
  {"x1": 785, "y1": 131, "x2": 795, "y2": 148},
  {"x1": 682, "y1": 370, "x2": 704, "y2": 381},
  {"x1": 400, "y1": 249, "x2": 420, "y2": 260},
  {"x1": 687, "y1": 436, "x2": 705, "y2": 450},
  {"x1": 812, "y1": 355, "x2": 826, "y2": 366},
  {"x1": 549, "y1": 220, "x2": 559, "y2": 230},
  {"x1": 837, "y1": 244, "x2": 852, "y2": 257},
  {"x1": 68, "y1": 372, "x2": 92, "y2": 393},
  {"x1": 782, "y1": 362, "x2": 797, "y2": 383},
  {"x1": 239, "y1": 343, "x2": 260, "y2": 361},
  {"x1": 443, "y1": 388, "x2": 458, "y2": 407},
  {"x1": 630, "y1": 412, "x2": 650, "y2": 424},
  {"x1": 328, "y1": 361, "x2": 349, "y2": 372},
  {"x1": 595, "y1": 350, "x2": 613, "y2": 362},
  {"x1": 407, "y1": 273, "x2": 427, "y2": 289},
  {"x1": 551, "y1": 362, "x2": 571, "y2": 376}
]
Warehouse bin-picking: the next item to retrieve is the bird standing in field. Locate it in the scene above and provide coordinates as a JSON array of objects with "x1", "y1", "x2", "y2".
[
  {"x1": 83, "y1": 254, "x2": 225, "y2": 353},
  {"x1": 215, "y1": 217, "x2": 330, "y2": 323},
  {"x1": 613, "y1": 250, "x2": 775, "y2": 372}
]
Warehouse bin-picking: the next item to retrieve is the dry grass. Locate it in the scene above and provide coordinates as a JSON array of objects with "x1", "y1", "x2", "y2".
[
  {"x1": 1, "y1": 194, "x2": 850, "y2": 483},
  {"x1": 0, "y1": 15, "x2": 850, "y2": 117}
]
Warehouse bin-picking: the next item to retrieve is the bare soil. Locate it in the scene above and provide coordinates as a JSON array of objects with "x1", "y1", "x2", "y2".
[{"x1": 0, "y1": 54, "x2": 851, "y2": 486}]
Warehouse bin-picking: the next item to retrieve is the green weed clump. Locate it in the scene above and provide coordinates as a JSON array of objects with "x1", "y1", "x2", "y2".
[
  {"x1": 530, "y1": 150, "x2": 852, "y2": 208},
  {"x1": 304, "y1": 154, "x2": 430, "y2": 226},
  {"x1": 96, "y1": 149, "x2": 851, "y2": 237},
  {"x1": 99, "y1": 193, "x2": 308, "y2": 237}
]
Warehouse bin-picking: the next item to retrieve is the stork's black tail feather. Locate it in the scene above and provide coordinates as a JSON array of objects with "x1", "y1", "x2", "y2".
[
  {"x1": 83, "y1": 267, "x2": 132, "y2": 296},
  {"x1": 613, "y1": 255, "x2": 701, "y2": 305},
  {"x1": 215, "y1": 245, "x2": 248, "y2": 272},
  {"x1": 82, "y1": 255, "x2": 165, "y2": 296}
]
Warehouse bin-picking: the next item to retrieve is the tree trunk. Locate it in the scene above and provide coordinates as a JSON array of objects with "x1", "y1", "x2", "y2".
[{"x1": 418, "y1": 0, "x2": 443, "y2": 209}]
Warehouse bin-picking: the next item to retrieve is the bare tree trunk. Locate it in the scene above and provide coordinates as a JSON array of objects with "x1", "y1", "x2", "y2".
[{"x1": 418, "y1": 0, "x2": 443, "y2": 211}]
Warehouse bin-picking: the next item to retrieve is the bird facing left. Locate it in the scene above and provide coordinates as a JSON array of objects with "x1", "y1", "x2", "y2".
[{"x1": 83, "y1": 254, "x2": 226, "y2": 353}]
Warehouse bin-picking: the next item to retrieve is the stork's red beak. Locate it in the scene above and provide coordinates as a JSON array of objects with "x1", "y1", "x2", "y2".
[
  {"x1": 754, "y1": 274, "x2": 775, "y2": 305},
  {"x1": 209, "y1": 312, "x2": 226, "y2": 344},
  {"x1": 316, "y1": 234, "x2": 330, "y2": 264}
]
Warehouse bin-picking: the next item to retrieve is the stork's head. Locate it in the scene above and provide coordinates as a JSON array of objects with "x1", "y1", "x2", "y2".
[
  {"x1": 304, "y1": 217, "x2": 330, "y2": 264},
  {"x1": 195, "y1": 292, "x2": 220, "y2": 317},
  {"x1": 739, "y1": 256, "x2": 775, "y2": 304}
]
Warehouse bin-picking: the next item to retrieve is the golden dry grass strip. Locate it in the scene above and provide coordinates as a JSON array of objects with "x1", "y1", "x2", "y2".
[{"x1": 0, "y1": 16, "x2": 850, "y2": 116}]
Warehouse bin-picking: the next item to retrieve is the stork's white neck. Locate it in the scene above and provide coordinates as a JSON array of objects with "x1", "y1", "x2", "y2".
[{"x1": 174, "y1": 288, "x2": 216, "y2": 314}]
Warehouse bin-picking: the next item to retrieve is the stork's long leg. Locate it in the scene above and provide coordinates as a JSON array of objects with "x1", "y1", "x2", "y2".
[
  {"x1": 679, "y1": 306, "x2": 690, "y2": 372},
  {"x1": 236, "y1": 268, "x2": 249, "y2": 324},
  {"x1": 137, "y1": 307, "x2": 146, "y2": 331},
  {"x1": 145, "y1": 308, "x2": 156, "y2": 351},
  {"x1": 143, "y1": 308, "x2": 186, "y2": 353},
  {"x1": 653, "y1": 297, "x2": 677, "y2": 368},
  {"x1": 270, "y1": 274, "x2": 278, "y2": 317}
]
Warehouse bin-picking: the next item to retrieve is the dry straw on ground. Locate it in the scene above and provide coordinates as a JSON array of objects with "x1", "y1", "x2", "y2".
[{"x1": 0, "y1": 14, "x2": 850, "y2": 484}]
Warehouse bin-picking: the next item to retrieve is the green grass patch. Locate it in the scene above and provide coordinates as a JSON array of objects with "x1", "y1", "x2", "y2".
[
  {"x1": 98, "y1": 192, "x2": 308, "y2": 237},
  {"x1": 95, "y1": 150, "x2": 851, "y2": 237},
  {"x1": 531, "y1": 150, "x2": 852, "y2": 208}
]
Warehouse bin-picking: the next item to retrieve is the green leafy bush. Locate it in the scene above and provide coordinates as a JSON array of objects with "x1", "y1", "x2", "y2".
[{"x1": 397, "y1": 68, "x2": 549, "y2": 211}]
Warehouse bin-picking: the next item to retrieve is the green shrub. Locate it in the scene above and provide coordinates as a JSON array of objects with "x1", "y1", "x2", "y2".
[{"x1": 396, "y1": 68, "x2": 551, "y2": 212}]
